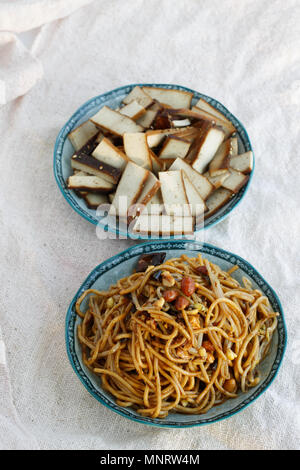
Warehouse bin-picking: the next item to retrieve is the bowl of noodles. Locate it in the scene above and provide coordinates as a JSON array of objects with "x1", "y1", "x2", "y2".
[{"x1": 65, "y1": 241, "x2": 287, "y2": 427}]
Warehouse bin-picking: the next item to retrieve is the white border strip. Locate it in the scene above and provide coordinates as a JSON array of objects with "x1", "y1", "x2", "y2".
[{"x1": 0, "y1": 340, "x2": 6, "y2": 365}]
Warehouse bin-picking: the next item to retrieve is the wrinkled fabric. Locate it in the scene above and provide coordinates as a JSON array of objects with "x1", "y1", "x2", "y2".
[
  {"x1": 0, "y1": 0, "x2": 299, "y2": 450},
  {"x1": 0, "y1": 32, "x2": 43, "y2": 104},
  {"x1": 0, "y1": 0, "x2": 94, "y2": 103}
]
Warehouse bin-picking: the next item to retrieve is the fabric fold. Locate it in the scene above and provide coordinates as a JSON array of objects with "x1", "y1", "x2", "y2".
[
  {"x1": 0, "y1": 328, "x2": 38, "y2": 450},
  {"x1": 0, "y1": 0, "x2": 94, "y2": 33},
  {"x1": 0, "y1": 0, "x2": 95, "y2": 104},
  {"x1": 0, "y1": 32, "x2": 43, "y2": 105}
]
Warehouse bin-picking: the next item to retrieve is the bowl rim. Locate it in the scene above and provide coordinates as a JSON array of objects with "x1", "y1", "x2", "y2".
[
  {"x1": 65, "y1": 240, "x2": 287, "y2": 428},
  {"x1": 54, "y1": 83, "x2": 255, "y2": 239}
]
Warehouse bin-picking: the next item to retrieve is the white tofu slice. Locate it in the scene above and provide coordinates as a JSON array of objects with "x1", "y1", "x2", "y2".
[
  {"x1": 132, "y1": 214, "x2": 194, "y2": 236},
  {"x1": 123, "y1": 133, "x2": 152, "y2": 169},
  {"x1": 71, "y1": 154, "x2": 121, "y2": 184},
  {"x1": 142, "y1": 87, "x2": 193, "y2": 109},
  {"x1": 146, "y1": 189, "x2": 164, "y2": 215},
  {"x1": 169, "y1": 126, "x2": 200, "y2": 142},
  {"x1": 191, "y1": 106, "x2": 235, "y2": 138},
  {"x1": 92, "y1": 137, "x2": 128, "y2": 170},
  {"x1": 205, "y1": 188, "x2": 233, "y2": 218},
  {"x1": 221, "y1": 169, "x2": 249, "y2": 193},
  {"x1": 128, "y1": 172, "x2": 161, "y2": 222},
  {"x1": 184, "y1": 122, "x2": 213, "y2": 166},
  {"x1": 139, "y1": 101, "x2": 163, "y2": 122},
  {"x1": 195, "y1": 98, "x2": 225, "y2": 117},
  {"x1": 123, "y1": 86, "x2": 153, "y2": 109},
  {"x1": 159, "y1": 137, "x2": 191, "y2": 160},
  {"x1": 119, "y1": 101, "x2": 146, "y2": 120},
  {"x1": 164, "y1": 214, "x2": 195, "y2": 236},
  {"x1": 109, "y1": 162, "x2": 149, "y2": 217},
  {"x1": 165, "y1": 106, "x2": 232, "y2": 130},
  {"x1": 209, "y1": 139, "x2": 231, "y2": 176},
  {"x1": 182, "y1": 171, "x2": 207, "y2": 217},
  {"x1": 172, "y1": 118, "x2": 191, "y2": 127},
  {"x1": 149, "y1": 102, "x2": 164, "y2": 112},
  {"x1": 191, "y1": 127, "x2": 225, "y2": 174},
  {"x1": 229, "y1": 151, "x2": 253, "y2": 174},
  {"x1": 159, "y1": 170, "x2": 191, "y2": 216},
  {"x1": 84, "y1": 193, "x2": 109, "y2": 209},
  {"x1": 195, "y1": 98, "x2": 235, "y2": 129},
  {"x1": 137, "y1": 172, "x2": 161, "y2": 206},
  {"x1": 230, "y1": 135, "x2": 239, "y2": 156},
  {"x1": 67, "y1": 175, "x2": 114, "y2": 193},
  {"x1": 136, "y1": 108, "x2": 157, "y2": 128},
  {"x1": 146, "y1": 130, "x2": 167, "y2": 148},
  {"x1": 90, "y1": 106, "x2": 143, "y2": 136},
  {"x1": 169, "y1": 158, "x2": 213, "y2": 200},
  {"x1": 146, "y1": 127, "x2": 187, "y2": 148},
  {"x1": 68, "y1": 120, "x2": 99, "y2": 151},
  {"x1": 204, "y1": 170, "x2": 230, "y2": 189},
  {"x1": 149, "y1": 150, "x2": 163, "y2": 175}
]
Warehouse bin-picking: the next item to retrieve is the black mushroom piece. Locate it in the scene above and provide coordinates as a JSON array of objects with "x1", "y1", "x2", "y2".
[
  {"x1": 195, "y1": 265, "x2": 208, "y2": 275},
  {"x1": 194, "y1": 265, "x2": 210, "y2": 283},
  {"x1": 152, "y1": 112, "x2": 172, "y2": 130},
  {"x1": 135, "y1": 252, "x2": 166, "y2": 273}
]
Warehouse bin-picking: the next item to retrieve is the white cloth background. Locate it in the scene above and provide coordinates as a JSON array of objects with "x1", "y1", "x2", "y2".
[
  {"x1": 0, "y1": 0, "x2": 94, "y2": 104},
  {"x1": 0, "y1": 0, "x2": 299, "y2": 450}
]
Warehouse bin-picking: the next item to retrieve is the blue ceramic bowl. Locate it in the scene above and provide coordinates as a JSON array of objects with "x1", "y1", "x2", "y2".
[
  {"x1": 65, "y1": 240, "x2": 286, "y2": 428},
  {"x1": 54, "y1": 84, "x2": 254, "y2": 238}
]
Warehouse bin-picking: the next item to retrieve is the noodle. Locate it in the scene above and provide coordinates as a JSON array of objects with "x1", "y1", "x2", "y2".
[{"x1": 76, "y1": 254, "x2": 278, "y2": 418}]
